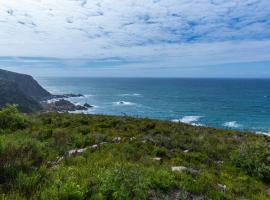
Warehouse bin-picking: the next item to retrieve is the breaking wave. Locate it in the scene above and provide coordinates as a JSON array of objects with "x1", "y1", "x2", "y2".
[
  {"x1": 223, "y1": 121, "x2": 242, "y2": 128},
  {"x1": 172, "y1": 116, "x2": 203, "y2": 126}
]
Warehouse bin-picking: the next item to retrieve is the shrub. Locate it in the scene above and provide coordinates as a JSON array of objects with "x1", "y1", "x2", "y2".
[
  {"x1": 0, "y1": 105, "x2": 28, "y2": 131},
  {"x1": 150, "y1": 169, "x2": 175, "y2": 190},
  {"x1": 0, "y1": 137, "x2": 45, "y2": 185},
  {"x1": 97, "y1": 163, "x2": 150, "y2": 199},
  {"x1": 153, "y1": 147, "x2": 168, "y2": 157},
  {"x1": 231, "y1": 142, "x2": 270, "y2": 182},
  {"x1": 16, "y1": 171, "x2": 41, "y2": 197}
]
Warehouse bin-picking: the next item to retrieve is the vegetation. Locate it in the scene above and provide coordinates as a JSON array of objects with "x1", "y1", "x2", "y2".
[{"x1": 0, "y1": 106, "x2": 269, "y2": 199}]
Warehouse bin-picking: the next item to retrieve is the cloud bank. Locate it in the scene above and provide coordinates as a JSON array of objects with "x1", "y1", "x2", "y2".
[{"x1": 0, "y1": 0, "x2": 269, "y2": 76}]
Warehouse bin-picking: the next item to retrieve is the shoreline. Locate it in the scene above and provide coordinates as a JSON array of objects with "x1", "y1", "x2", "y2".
[
  {"x1": 39, "y1": 106, "x2": 270, "y2": 137},
  {"x1": 45, "y1": 95, "x2": 270, "y2": 137}
]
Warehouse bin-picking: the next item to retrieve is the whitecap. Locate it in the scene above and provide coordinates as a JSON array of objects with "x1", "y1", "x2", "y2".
[
  {"x1": 171, "y1": 116, "x2": 203, "y2": 126},
  {"x1": 223, "y1": 121, "x2": 242, "y2": 128},
  {"x1": 90, "y1": 105, "x2": 99, "y2": 108},
  {"x1": 69, "y1": 110, "x2": 90, "y2": 114},
  {"x1": 255, "y1": 131, "x2": 270, "y2": 136},
  {"x1": 84, "y1": 94, "x2": 94, "y2": 97},
  {"x1": 113, "y1": 101, "x2": 136, "y2": 106},
  {"x1": 46, "y1": 98, "x2": 61, "y2": 103}
]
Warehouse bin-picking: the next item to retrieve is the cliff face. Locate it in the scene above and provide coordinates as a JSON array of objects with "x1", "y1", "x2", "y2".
[
  {"x1": 0, "y1": 69, "x2": 51, "y2": 101},
  {"x1": 0, "y1": 69, "x2": 87, "y2": 113},
  {"x1": 0, "y1": 79, "x2": 42, "y2": 113}
]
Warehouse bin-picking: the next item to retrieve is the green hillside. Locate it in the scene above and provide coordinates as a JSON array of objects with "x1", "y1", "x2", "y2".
[{"x1": 0, "y1": 106, "x2": 269, "y2": 200}]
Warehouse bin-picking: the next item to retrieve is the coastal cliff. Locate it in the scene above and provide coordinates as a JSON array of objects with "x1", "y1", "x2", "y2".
[
  {"x1": 0, "y1": 79, "x2": 42, "y2": 112},
  {"x1": 0, "y1": 69, "x2": 90, "y2": 112},
  {"x1": 0, "y1": 69, "x2": 51, "y2": 101}
]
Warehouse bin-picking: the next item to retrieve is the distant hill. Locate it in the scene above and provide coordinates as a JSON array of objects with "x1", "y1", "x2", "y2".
[
  {"x1": 0, "y1": 79, "x2": 42, "y2": 112},
  {"x1": 0, "y1": 69, "x2": 51, "y2": 101}
]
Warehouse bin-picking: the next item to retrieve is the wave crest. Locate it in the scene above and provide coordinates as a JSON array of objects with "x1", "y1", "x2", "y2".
[
  {"x1": 256, "y1": 131, "x2": 270, "y2": 136},
  {"x1": 223, "y1": 121, "x2": 241, "y2": 128},
  {"x1": 172, "y1": 116, "x2": 203, "y2": 126}
]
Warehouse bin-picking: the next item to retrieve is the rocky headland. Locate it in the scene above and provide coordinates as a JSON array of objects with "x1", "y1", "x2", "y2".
[{"x1": 0, "y1": 69, "x2": 92, "y2": 113}]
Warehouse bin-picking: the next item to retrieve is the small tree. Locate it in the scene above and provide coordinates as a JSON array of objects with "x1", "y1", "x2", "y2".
[{"x1": 0, "y1": 105, "x2": 28, "y2": 131}]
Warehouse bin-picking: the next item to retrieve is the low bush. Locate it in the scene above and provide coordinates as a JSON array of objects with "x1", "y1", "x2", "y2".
[
  {"x1": 231, "y1": 142, "x2": 270, "y2": 182},
  {"x1": 0, "y1": 105, "x2": 28, "y2": 131},
  {"x1": 0, "y1": 107, "x2": 269, "y2": 199}
]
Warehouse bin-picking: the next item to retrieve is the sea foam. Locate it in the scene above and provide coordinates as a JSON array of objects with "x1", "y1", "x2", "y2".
[
  {"x1": 172, "y1": 116, "x2": 203, "y2": 126},
  {"x1": 255, "y1": 131, "x2": 270, "y2": 136},
  {"x1": 223, "y1": 121, "x2": 241, "y2": 128},
  {"x1": 84, "y1": 94, "x2": 94, "y2": 97}
]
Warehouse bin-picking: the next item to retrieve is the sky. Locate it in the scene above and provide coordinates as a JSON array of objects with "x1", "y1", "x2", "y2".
[{"x1": 0, "y1": 0, "x2": 270, "y2": 77}]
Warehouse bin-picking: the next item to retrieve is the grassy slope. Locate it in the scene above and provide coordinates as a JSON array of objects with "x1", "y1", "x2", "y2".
[{"x1": 0, "y1": 108, "x2": 269, "y2": 199}]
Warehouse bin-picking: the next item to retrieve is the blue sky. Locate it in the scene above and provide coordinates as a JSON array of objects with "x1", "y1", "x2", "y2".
[{"x1": 0, "y1": 0, "x2": 270, "y2": 77}]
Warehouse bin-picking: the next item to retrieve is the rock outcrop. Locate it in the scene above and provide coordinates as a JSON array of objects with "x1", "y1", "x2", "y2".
[
  {"x1": 43, "y1": 99, "x2": 88, "y2": 112},
  {"x1": 84, "y1": 103, "x2": 93, "y2": 108}
]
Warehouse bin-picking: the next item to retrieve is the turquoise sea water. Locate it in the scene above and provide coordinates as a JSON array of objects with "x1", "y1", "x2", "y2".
[{"x1": 37, "y1": 78, "x2": 270, "y2": 135}]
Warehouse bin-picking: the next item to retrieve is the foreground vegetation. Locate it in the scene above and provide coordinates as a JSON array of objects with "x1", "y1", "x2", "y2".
[{"x1": 0, "y1": 106, "x2": 269, "y2": 200}]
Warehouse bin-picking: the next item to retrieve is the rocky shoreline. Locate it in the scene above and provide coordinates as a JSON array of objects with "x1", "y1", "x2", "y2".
[
  {"x1": 0, "y1": 69, "x2": 95, "y2": 113},
  {"x1": 42, "y1": 94, "x2": 94, "y2": 113}
]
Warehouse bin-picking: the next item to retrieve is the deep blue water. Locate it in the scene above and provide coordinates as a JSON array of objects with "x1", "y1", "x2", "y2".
[{"x1": 37, "y1": 78, "x2": 270, "y2": 135}]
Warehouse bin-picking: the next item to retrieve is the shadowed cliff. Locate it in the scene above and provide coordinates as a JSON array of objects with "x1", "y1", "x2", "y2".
[
  {"x1": 0, "y1": 69, "x2": 51, "y2": 101},
  {"x1": 0, "y1": 79, "x2": 42, "y2": 112}
]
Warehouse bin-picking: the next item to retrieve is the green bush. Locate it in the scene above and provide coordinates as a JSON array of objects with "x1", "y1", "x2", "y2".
[
  {"x1": 0, "y1": 137, "x2": 45, "y2": 185},
  {"x1": 153, "y1": 147, "x2": 168, "y2": 157},
  {"x1": 231, "y1": 142, "x2": 270, "y2": 182},
  {"x1": 97, "y1": 163, "x2": 150, "y2": 200},
  {"x1": 0, "y1": 105, "x2": 28, "y2": 131},
  {"x1": 0, "y1": 112, "x2": 269, "y2": 199},
  {"x1": 150, "y1": 169, "x2": 175, "y2": 190}
]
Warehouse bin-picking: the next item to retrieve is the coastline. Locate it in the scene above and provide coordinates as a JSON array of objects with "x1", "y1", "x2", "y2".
[
  {"x1": 37, "y1": 77, "x2": 270, "y2": 136},
  {"x1": 44, "y1": 94, "x2": 270, "y2": 137},
  {"x1": 43, "y1": 94, "x2": 270, "y2": 137}
]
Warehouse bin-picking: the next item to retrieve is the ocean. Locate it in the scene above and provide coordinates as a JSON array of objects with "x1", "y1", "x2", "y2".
[{"x1": 37, "y1": 77, "x2": 270, "y2": 135}]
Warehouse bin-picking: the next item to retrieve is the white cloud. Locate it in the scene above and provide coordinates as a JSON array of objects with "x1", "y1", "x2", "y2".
[{"x1": 0, "y1": 0, "x2": 269, "y2": 69}]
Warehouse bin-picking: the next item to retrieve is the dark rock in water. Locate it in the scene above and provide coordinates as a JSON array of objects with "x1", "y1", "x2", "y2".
[
  {"x1": 54, "y1": 99, "x2": 74, "y2": 107},
  {"x1": 0, "y1": 79, "x2": 42, "y2": 113},
  {"x1": 43, "y1": 99, "x2": 88, "y2": 112},
  {"x1": 0, "y1": 69, "x2": 52, "y2": 101},
  {"x1": 76, "y1": 105, "x2": 88, "y2": 110},
  {"x1": 43, "y1": 99, "x2": 76, "y2": 112},
  {"x1": 67, "y1": 93, "x2": 84, "y2": 97},
  {"x1": 83, "y1": 103, "x2": 93, "y2": 108}
]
